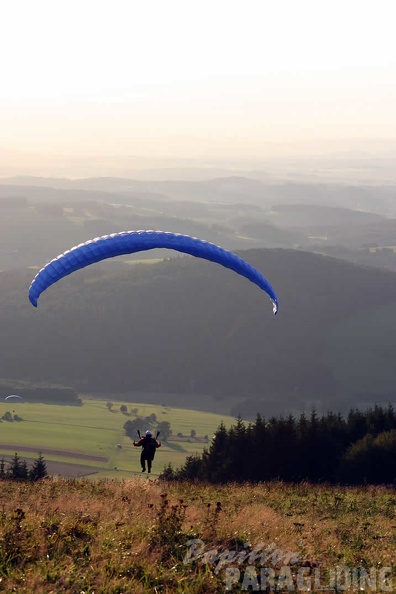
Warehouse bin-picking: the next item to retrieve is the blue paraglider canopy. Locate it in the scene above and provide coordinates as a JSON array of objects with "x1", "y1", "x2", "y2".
[{"x1": 28, "y1": 230, "x2": 279, "y2": 314}]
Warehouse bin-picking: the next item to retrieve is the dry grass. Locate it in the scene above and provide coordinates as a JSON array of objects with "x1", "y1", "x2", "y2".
[{"x1": 0, "y1": 478, "x2": 395, "y2": 592}]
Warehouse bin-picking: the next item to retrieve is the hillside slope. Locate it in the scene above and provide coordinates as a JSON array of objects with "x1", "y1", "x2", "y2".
[{"x1": 1, "y1": 249, "x2": 396, "y2": 415}]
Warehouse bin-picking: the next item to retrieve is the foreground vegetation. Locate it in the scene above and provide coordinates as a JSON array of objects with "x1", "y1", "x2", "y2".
[{"x1": 0, "y1": 478, "x2": 394, "y2": 593}]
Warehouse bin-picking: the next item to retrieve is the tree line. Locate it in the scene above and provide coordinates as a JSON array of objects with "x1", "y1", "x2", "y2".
[
  {"x1": 0, "y1": 380, "x2": 81, "y2": 405},
  {"x1": 0, "y1": 453, "x2": 48, "y2": 481},
  {"x1": 161, "y1": 405, "x2": 396, "y2": 485},
  {"x1": 124, "y1": 416, "x2": 172, "y2": 441}
]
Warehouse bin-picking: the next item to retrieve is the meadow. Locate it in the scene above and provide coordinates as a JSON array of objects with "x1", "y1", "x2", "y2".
[
  {"x1": 0, "y1": 478, "x2": 395, "y2": 593},
  {"x1": 0, "y1": 398, "x2": 235, "y2": 478}
]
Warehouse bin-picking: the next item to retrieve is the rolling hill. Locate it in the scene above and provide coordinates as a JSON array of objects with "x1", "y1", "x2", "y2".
[
  {"x1": 2, "y1": 177, "x2": 396, "y2": 274},
  {"x1": 1, "y1": 248, "x2": 396, "y2": 417}
]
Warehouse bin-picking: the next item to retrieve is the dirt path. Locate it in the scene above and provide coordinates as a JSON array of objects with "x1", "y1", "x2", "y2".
[{"x1": 42, "y1": 460, "x2": 101, "y2": 477}]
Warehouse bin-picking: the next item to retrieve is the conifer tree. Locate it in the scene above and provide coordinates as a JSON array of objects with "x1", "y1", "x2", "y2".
[
  {"x1": 0, "y1": 457, "x2": 6, "y2": 479},
  {"x1": 8, "y1": 453, "x2": 23, "y2": 480},
  {"x1": 19, "y1": 459, "x2": 29, "y2": 480},
  {"x1": 29, "y1": 452, "x2": 48, "y2": 481}
]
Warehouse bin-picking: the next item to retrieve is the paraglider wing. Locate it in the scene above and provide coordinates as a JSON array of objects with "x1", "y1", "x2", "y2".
[
  {"x1": 5, "y1": 395, "x2": 22, "y2": 401},
  {"x1": 28, "y1": 230, "x2": 279, "y2": 314}
]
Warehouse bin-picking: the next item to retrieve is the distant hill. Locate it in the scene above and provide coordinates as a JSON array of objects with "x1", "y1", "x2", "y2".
[
  {"x1": 1, "y1": 249, "x2": 396, "y2": 417},
  {"x1": 268, "y1": 204, "x2": 384, "y2": 228},
  {"x1": 2, "y1": 177, "x2": 396, "y2": 271},
  {"x1": 0, "y1": 190, "x2": 261, "y2": 270},
  {"x1": 2, "y1": 176, "x2": 396, "y2": 214}
]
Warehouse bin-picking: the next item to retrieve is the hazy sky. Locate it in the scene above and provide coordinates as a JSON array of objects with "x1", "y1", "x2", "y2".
[{"x1": 1, "y1": 0, "x2": 395, "y2": 160}]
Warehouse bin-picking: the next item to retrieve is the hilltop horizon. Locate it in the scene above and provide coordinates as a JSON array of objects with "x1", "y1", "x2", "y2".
[{"x1": 1, "y1": 137, "x2": 396, "y2": 182}]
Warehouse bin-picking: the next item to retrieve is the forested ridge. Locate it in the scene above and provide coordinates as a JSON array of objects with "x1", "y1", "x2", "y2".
[{"x1": 1, "y1": 247, "x2": 396, "y2": 416}]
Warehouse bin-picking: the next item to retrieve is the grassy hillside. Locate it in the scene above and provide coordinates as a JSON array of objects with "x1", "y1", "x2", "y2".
[
  {"x1": 0, "y1": 478, "x2": 394, "y2": 592},
  {"x1": 0, "y1": 398, "x2": 235, "y2": 478}
]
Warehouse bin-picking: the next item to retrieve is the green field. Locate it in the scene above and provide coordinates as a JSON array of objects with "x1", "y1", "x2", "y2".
[{"x1": 0, "y1": 398, "x2": 235, "y2": 478}]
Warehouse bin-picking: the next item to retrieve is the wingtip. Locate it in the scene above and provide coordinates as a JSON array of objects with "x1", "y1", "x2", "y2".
[{"x1": 29, "y1": 295, "x2": 38, "y2": 308}]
